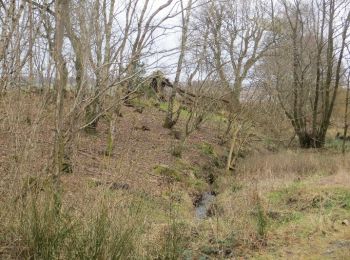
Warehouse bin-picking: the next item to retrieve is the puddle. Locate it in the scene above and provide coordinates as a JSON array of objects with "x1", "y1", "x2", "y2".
[{"x1": 195, "y1": 191, "x2": 216, "y2": 219}]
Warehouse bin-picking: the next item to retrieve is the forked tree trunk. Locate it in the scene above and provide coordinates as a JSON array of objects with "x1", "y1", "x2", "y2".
[
  {"x1": 276, "y1": 2, "x2": 350, "y2": 149},
  {"x1": 297, "y1": 132, "x2": 325, "y2": 149}
]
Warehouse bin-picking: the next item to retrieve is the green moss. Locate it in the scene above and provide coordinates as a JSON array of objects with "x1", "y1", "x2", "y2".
[
  {"x1": 268, "y1": 182, "x2": 304, "y2": 204},
  {"x1": 133, "y1": 191, "x2": 169, "y2": 221},
  {"x1": 170, "y1": 143, "x2": 183, "y2": 158},
  {"x1": 337, "y1": 189, "x2": 350, "y2": 209},
  {"x1": 159, "y1": 101, "x2": 190, "y2": 119},
  {"x1": 325, "y1": 138, "x2": 350, "y2": 152},
  {"x1": 255, "y1": 200, "x2": 267, "y2": 238},
  {"x1": 129, "y1": 98, "x2": 153, "y2": 108},
  {"x1": 262, "y1": 137, "x2": 279, "y2": 152},
  {"x1": 200, "y1": 245, "x2": 219, "y2": 256},
  {"x1": 268, "y1": 211, "x2": 303, "y2": 226},
  {"x1": 153, "y1": 165, "x2": 182, "y2": 182},
  {"x1": 174, "y1": 159, "x2": 195, "y2": 171},
  {"x1": 172, "y1": 160, "x2": 208, "y2": 192},
  {"x1": 316, "y1": 188, "x2": 350, "y2": 210},
  {"x1": 231, "y1": 183, "x2": 243, "y2": 193},
  {"x1": 158, "y1": 221, "x2": 191, "y2": 260},
  {"x1": 208, "y1": 112, "x2": 227, "y2": 123},
  {"x1": 186, "y1": 178, "x2": 208, "y2": 193},
  {"x1": 198, "y1": 142, "x2": 215, "y2": 156},
  {"x1": 179, "y1": 106, "x2": 190, "y2": 119},
  {"x1": 159, "y1": 102, "x2": 168, "y2": 112}
]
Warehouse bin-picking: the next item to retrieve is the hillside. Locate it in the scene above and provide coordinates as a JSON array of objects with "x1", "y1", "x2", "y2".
[
  {"x1": 1, "y1": 0, "x2": 350, "y2": 258},
  {"x1": 1, "y1": 93, "x2": 350, "y2": 259}
]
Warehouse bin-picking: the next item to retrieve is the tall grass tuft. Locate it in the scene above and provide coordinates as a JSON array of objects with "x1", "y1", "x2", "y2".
[
  {"x1": 252, "y1": 188, "x2": 267, "y2": 246},
  {"x1": 7, "y1": 184, "x2": 142, "y2": 259},
  {"x1": 70, "y1": 204, "x2": 138, "y2": 260},
  {"x1": 18, "y1": 191, "x2": 74, "y2": 259},
  {"x1": 160, "y1": 221, "x2": 187, "y2": 259}
]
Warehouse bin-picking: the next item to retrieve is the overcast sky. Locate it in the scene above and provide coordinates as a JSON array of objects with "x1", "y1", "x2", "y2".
[{"x1": 141, "y1": 0, "x2": 185, "y2": 77}]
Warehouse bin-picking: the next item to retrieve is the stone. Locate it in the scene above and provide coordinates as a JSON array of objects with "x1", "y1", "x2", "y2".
[
  {"x1": 341, "y1": 219, "x2": 349, "y2": 226},
  {"x1": 134, "y1": 107, "x2": 144, "y2": 114},
  {"x1": 134, "y1": 125, "x2": 150, "y2": 131},
  {"x1": 109, "y1": 182, "x2": 130, "y2": 191}
]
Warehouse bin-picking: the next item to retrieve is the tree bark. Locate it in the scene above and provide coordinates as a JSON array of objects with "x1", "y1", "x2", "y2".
[
  {"x1": 164, "y1": 0, "x2": 192, "y2": 129},
  {"x1": 53, "y1": 0, "x2": 69, "y2": 179}
]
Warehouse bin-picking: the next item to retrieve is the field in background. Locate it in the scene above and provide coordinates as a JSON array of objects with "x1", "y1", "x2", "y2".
[{"x1": 0, "y1": 92, "x2": 350, "y2": 259}]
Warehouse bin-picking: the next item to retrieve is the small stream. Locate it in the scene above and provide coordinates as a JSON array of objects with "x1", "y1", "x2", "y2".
[{"x1": 195, "y1": 191, "x2": 216, "y2": 219}]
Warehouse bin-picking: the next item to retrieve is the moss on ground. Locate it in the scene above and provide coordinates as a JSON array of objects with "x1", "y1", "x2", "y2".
[{"x1": 153, "y1": 164, "x2": 182, "y2": 182}]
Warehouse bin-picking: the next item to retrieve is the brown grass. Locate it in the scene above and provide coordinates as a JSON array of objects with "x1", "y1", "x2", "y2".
[
  {"x1": 214, "y1": 150, "x2": 350, "y2": 258},
  {"x1": 1, "y1": 92, "x2": 350, "y2": 259}
]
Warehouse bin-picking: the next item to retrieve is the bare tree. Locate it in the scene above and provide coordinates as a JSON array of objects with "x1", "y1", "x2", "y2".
[
  {"x1": 267, "y1": 0, "x2": 350, "y2": 148},
  {"x1": 197, "y1": 0, "x2": 271, "y2": 142}
]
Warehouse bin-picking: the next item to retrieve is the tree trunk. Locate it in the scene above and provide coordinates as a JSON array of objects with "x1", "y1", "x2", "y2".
[
  {"x1": 164, "y1": 0, "x2": 192, "y2": 129},
  {"x1": 53, "y1": 0, "x2": 69, "y2": 180},
  {"x1": 342, "y1": 72, "x2": 350, "y2": 154},
  {"x1": 84, "y1": 95, "x2": 100, "y2": 134},
  {"x1": 297, "y1": 132, "x2": 325, "y2": 149}
]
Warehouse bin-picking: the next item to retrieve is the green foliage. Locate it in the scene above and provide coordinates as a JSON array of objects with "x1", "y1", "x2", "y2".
[
  {"x1": 200, "y1": 232, "x2": 236, "y2": 257},
  {"x1": 255, "y1": 199, "x2": 267, "y2": 239},
  {"x1": 200, "y1": 245, "x2": 219, "y2": 256},
  {"x1": 173, "y1": 159, "x2": 208, "y2": 192},
  {"x1": 190, "y1": 179, "x2": 207, "y2": 192},
  {"x1": 337, "y1": 189, "x2": 350, "y2": 209}
]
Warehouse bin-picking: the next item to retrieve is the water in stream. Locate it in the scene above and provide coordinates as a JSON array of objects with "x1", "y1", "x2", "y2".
[{"x1": 195, "y1": 192, "x2": 216, "y2": 219}]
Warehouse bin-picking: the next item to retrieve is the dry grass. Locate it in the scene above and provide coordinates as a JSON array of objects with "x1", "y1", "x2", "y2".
[
  {"x1": 212, "y1": 150, "x2": 350, "y2": 258},
  {"x1": 1, "y1": 92, "x2": 350, "y2": 259},
  {"x1": 0, "y1": 92, "x2": 221, "y2": 258}
]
